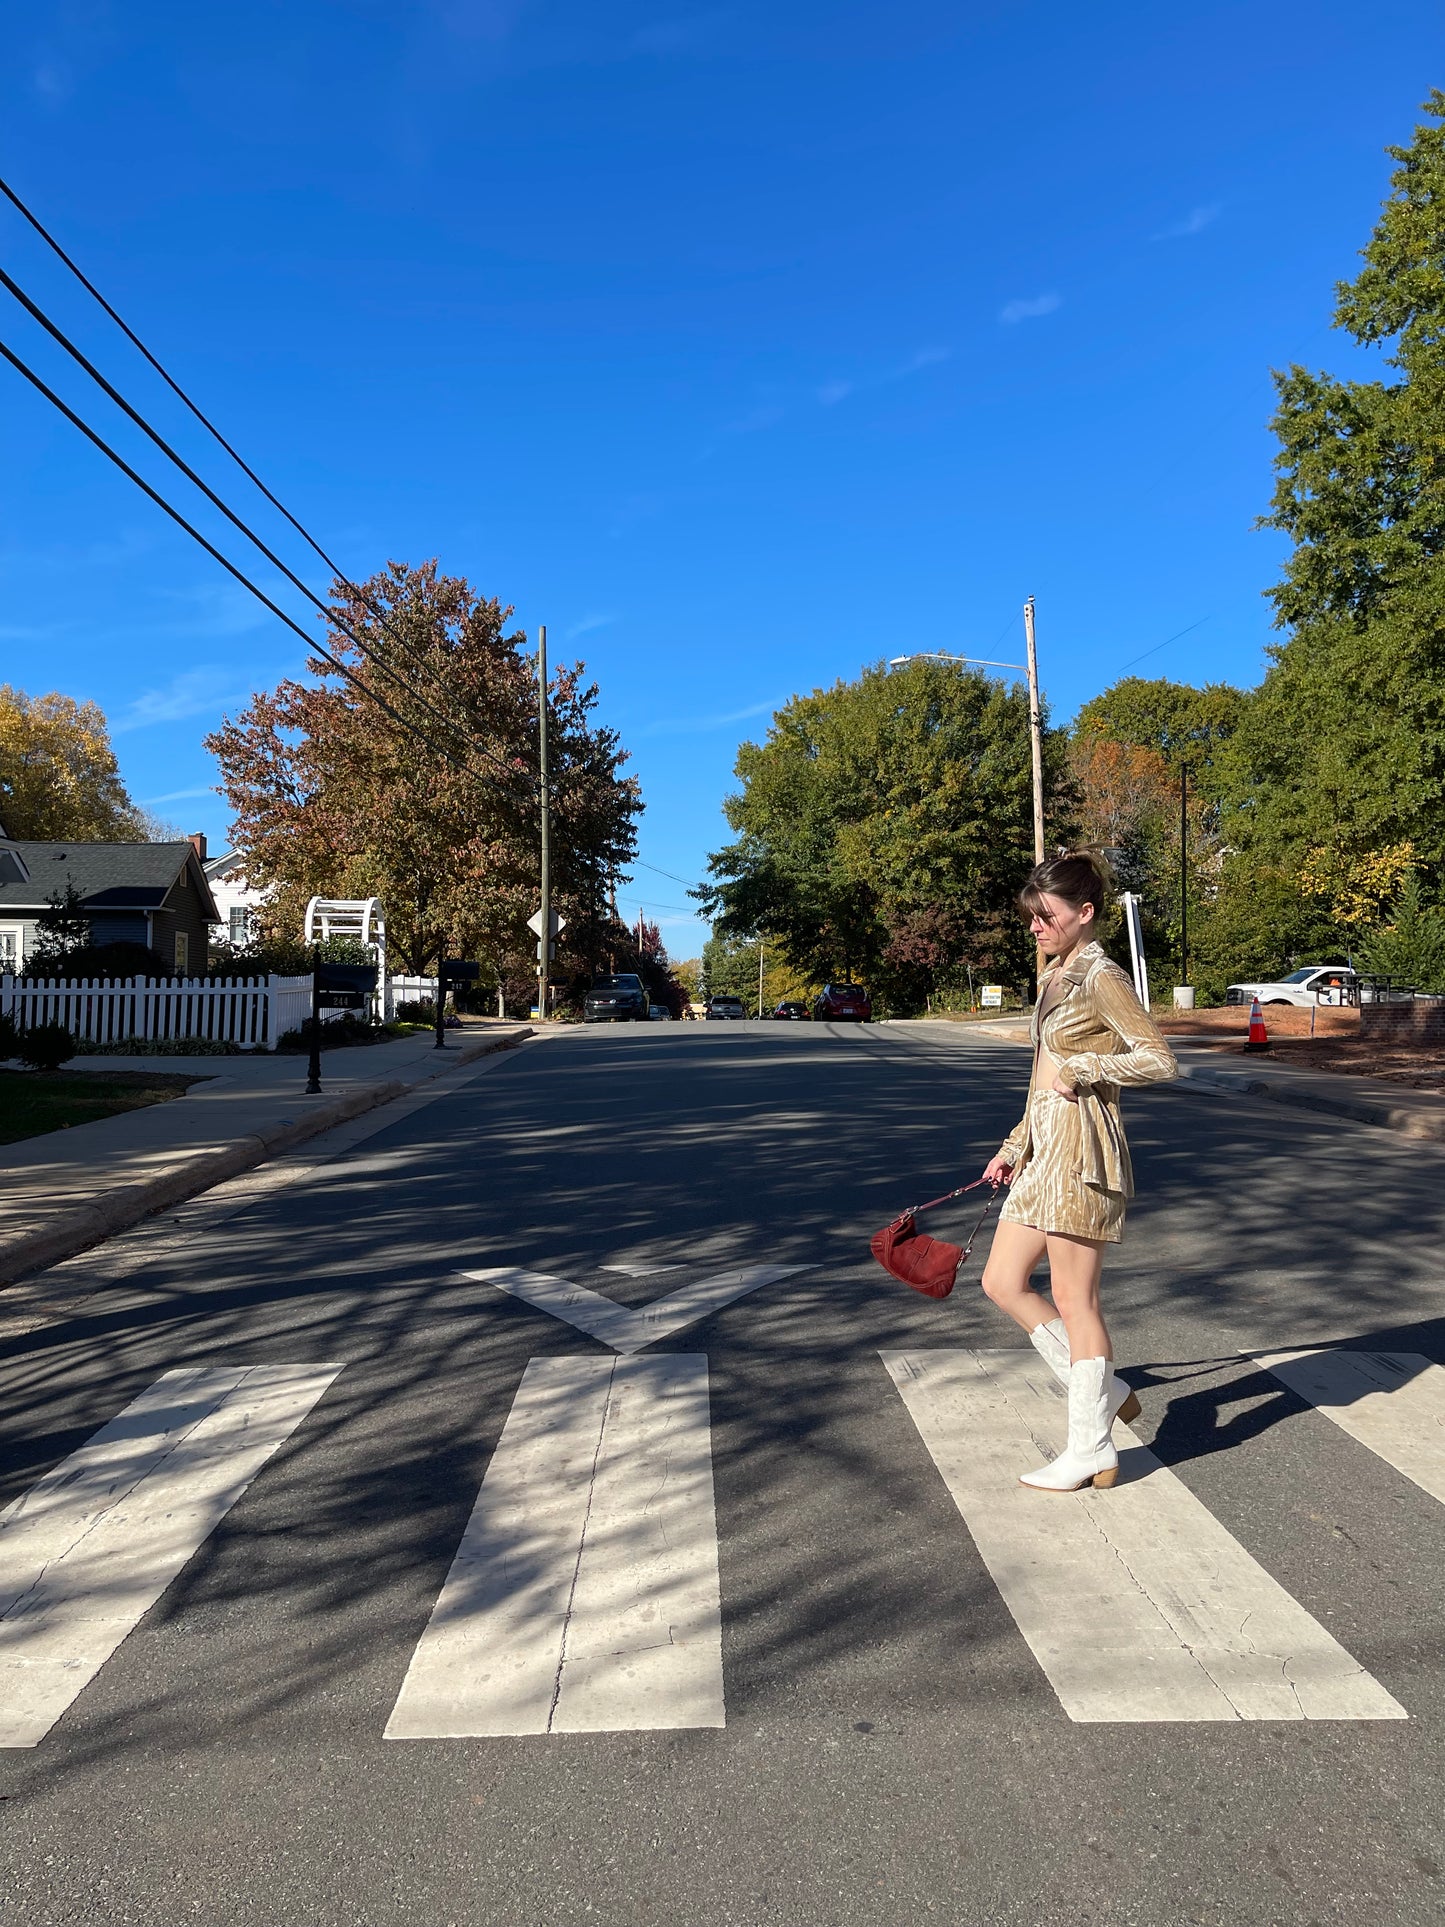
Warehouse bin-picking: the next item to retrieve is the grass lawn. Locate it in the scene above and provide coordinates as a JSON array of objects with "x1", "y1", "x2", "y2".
[{"x1": 0, "y1": 1068, "x2": 203, "y2": 1146}]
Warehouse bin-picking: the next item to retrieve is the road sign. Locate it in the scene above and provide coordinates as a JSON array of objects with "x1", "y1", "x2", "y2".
[{"x1": 527, "y1": 908, "x2": 567, "y2": 938}]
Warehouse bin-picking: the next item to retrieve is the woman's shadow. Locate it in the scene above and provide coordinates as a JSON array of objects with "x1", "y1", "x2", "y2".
[{"x1": 1123, "y1": 1312, "x2": 1445, "y2": 1473}]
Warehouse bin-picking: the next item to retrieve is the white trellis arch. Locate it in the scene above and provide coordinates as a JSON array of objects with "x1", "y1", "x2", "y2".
[{"x1": 303, "y1": 896, "x2": 389, "y2": 1017}]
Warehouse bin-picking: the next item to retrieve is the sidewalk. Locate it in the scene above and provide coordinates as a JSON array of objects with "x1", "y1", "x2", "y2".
[
  {"x1": 0, "y1": 1023, "x2": 532, "y2": 1285},
  {"x1": 904, "y1": 1017, "x2": 1445, "y2": 1145}
]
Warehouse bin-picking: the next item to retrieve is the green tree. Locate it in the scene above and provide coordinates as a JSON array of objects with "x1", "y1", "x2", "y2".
[
  {"x1": 698, "y1": 659, "x2": 1072, "y2": 1010},
  {"x1": 1238, "y1": 92, "x2": 1445, "y2": 880},
  {"x1": 1071, "y1": 677, "x2": 1248, "y2": 785},
  {"x1": 1359, "y1": 874, "x2": 1445, "y2": 992}
]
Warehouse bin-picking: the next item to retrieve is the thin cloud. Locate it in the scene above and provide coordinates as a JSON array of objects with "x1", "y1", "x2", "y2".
[
  {"x1": 890, "y1": 345, "x2": 951, "y2": 377},
  {"x1": 1152, "y1": 203, "x2": 1221, "y2": 241},
  {"x1": 999, "y1": 292, "x2": 1060, "y2": 325},
  {"x1": 139, "y1": 787, "x2": 219, "y2": 806},
  {"x1": 565, "y1": 613, "x2": 617, "y2": 641},
  {"x1": 635, "y1": 697, "x2": 782, "y2": 739},
  {"x1": 113, "y1": 669, "x2": 249, "y2": 734},
  {"x1": 817, "y1": 379, "x2": 854, "y2": 407}
]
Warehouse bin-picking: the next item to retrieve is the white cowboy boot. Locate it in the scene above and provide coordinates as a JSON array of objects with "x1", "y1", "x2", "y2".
[
  {"x1": 1020, "y1": 1355, "x2": 1120, "y2": 1491},
  {"x1": 1028, "y1": 1316, "x2": 1141, "y2": 1425}
]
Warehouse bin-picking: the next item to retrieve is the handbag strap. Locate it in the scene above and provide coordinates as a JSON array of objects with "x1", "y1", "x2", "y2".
[{"x1": 898, "y1": 1175, "x2": 1003, "y2": 1259}]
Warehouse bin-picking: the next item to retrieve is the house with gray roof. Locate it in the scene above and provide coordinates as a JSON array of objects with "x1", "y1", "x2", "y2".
[{"x1": 0, "y1": 836, "x2": 219, "y2": 976}]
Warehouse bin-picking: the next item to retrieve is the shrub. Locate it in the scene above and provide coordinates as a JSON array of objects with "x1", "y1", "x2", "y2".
[
  {"x1": 20, "y1": 941, "x2": 174, "y2": 983},
  {"x1": 395, "y1": 998, "x2": 436, "y2": 1022},
  {"x1": 0, "y1": 1011, "x2": 17, "y2": 1058},
  {"x1": 17, "y1": 1022, "x2": 78, "y2": 1072},
  {"x1": 276, "y1": 1013, "x2": 389, "y2": 1052}
]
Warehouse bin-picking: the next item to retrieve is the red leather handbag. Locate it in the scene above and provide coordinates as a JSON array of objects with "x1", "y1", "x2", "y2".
[{"x1": 870, "y1": 1178, "x2": 1001, "y2": 1299}]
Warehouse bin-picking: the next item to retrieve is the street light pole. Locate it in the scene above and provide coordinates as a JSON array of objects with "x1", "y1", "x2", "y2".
[
  {"x1": 1022, "y1": 596, "x2": 1047, "y2": 992},
  {"x1": 1022, "y1": 597, "x2": 1045, "y2": 869},
  {"x1": 537, "y1": 622, "x2": 550, "y2": 1022}
]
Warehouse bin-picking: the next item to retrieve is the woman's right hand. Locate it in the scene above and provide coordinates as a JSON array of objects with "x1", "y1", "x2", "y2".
[{"x1": 981, "y1": 1155, "x2": 1013, "y2": 1188}]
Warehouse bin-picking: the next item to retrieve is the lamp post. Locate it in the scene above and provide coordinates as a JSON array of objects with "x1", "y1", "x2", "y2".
[
  {"x1": 889, "y1": 599, "x2": 1048, "y2": 986},
  {"x1": 537, "y1": 623, "x2": 551, "y2": 1022}
]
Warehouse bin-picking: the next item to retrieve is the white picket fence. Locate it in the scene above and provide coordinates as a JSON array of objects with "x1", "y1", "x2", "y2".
[{"x1": 1, "y1": 975, "x2": 314, "y2": 1051}]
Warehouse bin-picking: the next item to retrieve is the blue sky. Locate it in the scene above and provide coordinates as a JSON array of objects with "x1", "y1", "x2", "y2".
[{"x1": 1, "y1": 1, "x2": 1440, "y2": 956}]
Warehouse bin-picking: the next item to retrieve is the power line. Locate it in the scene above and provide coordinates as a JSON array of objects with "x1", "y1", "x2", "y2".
[
  {"x1": 633, "y1": 858, "x2": 700, "y2": 887},
  {"x1": 0, "y1": 264, "x2": 534, "y2": 803},
  {"x1": 0, "y1": 170, "x2": 525, "y2": 770},
  {"x1": 0, "y1": 332, "x2": 527, "y2": 800},
  {"x1": 1117, "y1": 616, "x2": 1213, "y2": 673}
]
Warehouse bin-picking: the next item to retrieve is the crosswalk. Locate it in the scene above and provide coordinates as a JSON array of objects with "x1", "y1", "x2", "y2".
[
  {"x1": 883, "y1": 1350, "x2": 1404, "y2": 1721},
  {"x1": 0, "y1": 1363, "x2": 342, "y2": 1747},
  {"x1": 1, "y1": 1331, "x2": 1441, "y2": 1746}
]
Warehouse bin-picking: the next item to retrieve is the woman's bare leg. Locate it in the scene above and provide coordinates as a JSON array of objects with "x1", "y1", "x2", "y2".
[
  {"x1": 980, "y1": 1220, "x2": 1056, "y2": 1332},
  {"x1": 1044, "y1": 1232, "x2": 1110, "y2": 1360}
]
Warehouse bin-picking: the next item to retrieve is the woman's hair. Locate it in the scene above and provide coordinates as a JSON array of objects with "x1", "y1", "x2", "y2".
[{"x1": 1018, "y1": 850, "x2": 1109, "y2": 920}]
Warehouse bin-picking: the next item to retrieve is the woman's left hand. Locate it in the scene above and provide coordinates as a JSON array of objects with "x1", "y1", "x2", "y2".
[{"x1": 1047, "y1": 1074, "x2": 1079, "y2": 1103}]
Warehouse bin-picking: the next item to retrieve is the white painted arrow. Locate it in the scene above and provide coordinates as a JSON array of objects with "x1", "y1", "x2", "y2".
[{"x1": 464, "y1": 1262, "x2": 809, "y2": 1354}]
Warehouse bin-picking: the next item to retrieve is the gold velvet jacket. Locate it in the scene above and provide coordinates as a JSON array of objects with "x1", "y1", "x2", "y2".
[{"x1": 997, "y1": 940, "x2": 1179, "y2": 1199}]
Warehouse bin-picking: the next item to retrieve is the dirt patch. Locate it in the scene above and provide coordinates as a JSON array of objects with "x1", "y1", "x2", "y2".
[{"x1": 1158, "y1": 1005, "x2": 1445, "y2": 1090}]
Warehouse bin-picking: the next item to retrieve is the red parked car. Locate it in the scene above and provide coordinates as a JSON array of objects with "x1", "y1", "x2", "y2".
[{"x1": 813, "y1": 982, "x2": 873, "y2": 1022}]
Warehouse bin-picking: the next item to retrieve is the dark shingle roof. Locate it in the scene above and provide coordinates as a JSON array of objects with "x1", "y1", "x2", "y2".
[{"x1": 0, "y1": 841, "x2": 218, "y2": 919}]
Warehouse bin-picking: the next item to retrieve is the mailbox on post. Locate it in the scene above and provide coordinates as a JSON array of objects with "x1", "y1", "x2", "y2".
[
  {"x1": 314, "y1": 961, "x2": 378, "y2": 1010},
  {"x1": 434, "y1": 959, "x2": 480, "y2": 1049}
]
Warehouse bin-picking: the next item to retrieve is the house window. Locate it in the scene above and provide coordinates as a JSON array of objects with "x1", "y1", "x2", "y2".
[
  {"x1": 174, "y1": 931, "x2": 190, "y2": 974},
  {"x1": 228, "y1": 906, "x2": 254, "y2": 944},
  {"x1": 0, "y1": 925, "x2": 22, "y2": 974}
]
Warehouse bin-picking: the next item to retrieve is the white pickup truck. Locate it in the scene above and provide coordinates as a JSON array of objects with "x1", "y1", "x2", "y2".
[{"x1": 1225, "y1": 965, "x2": 1358, "y2": 1008}]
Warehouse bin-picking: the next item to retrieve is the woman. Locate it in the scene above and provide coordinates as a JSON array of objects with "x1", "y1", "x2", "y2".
[{"x1": 980, "y1": 852, "x2": 1177, "y2": 1491}]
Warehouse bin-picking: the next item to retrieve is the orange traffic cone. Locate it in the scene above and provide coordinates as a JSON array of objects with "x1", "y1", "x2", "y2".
[{"x1": 1243, "y1": 995, "x2": 1270, "y2": 1054}]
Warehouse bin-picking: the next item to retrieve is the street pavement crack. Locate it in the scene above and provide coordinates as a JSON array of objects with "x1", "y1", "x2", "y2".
[{"x1": 546, "y1": 1357, "x2": 616, "y2": 1731}]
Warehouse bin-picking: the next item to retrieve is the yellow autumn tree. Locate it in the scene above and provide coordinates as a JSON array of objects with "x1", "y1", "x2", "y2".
[
  {"x1": 1299, "y1": 840, "x2": 1416, "y2": 928},
  {"x1": 0, "y1": 686, "x2": 148, "y2": 841}
]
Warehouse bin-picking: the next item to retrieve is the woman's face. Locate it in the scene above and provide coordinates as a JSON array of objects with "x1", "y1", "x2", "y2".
[{"x1": 1027, "y1": 890, "x2": 1095, "y2": 959}]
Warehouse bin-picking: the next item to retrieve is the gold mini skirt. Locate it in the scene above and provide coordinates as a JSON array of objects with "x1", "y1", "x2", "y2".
[{"x1": 999, "y1": 1089, "x2": 1127, "y2": 1244}]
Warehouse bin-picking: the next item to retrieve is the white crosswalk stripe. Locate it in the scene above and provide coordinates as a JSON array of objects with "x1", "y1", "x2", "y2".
[
  {"x1": 881, "y1": 1349, "x2": 1407, "y2": 1723},
  {"x1": 386, "y1": 1354, "x2": 724, "y2": 1738},
  {"x1": 1252, "y1": 1349, "x2": 1445, "y2": 1506},
  {"x1": 5, "y1": 1335, "x2": 1440, "y2": 1745},
  {"x1": 0, "y1": 1364, "x2": 342, "y2": 1747}
]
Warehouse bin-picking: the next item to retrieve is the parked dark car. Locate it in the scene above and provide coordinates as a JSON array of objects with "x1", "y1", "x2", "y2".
[
  {"x1": 705, "y1": 995, "x2": 747, "y2": 1021},
  {"x1": 584, "y1": 973, "x2": 649, "y2": 1022},
  {"x1": 813, "y1": 982, "x2": 872, "y2": 1022},
  {"x1": 772, "y1": 1000, "x2": 811, "y2": 1020}
]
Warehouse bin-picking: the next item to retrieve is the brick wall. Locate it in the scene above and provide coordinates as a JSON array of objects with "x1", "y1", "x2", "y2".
[{"x1": 1360, "y1": 999, "x2": 1445, "y2": 1044}]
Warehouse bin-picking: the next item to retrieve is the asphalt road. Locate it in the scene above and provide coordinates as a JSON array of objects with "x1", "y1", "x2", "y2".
[{"x1": 2, "y1": 1020, "x2": 1444, "y2": 1927}]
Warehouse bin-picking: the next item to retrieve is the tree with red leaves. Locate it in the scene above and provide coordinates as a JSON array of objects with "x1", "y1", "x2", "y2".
[{"x1": 206, "y1": 561, "x2": 640, "y2": 981}]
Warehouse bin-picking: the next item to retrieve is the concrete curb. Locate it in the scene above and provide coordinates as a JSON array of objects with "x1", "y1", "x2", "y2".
[
  {"x1": 0, "y1": 1028, "x2": 532, "y2": 1285},
  {"x1": 1176, "y1": 1057, "x2": 1445, "y2": 1144}
]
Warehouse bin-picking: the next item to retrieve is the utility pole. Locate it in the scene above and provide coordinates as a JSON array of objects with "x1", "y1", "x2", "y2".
[
  {"x1": 1023, "y1": 596, "x2": 1047, "y2": 989},
  {"x1": 757, "y1": 938, "x2": 765, "y2": 1019},
  {"x1": 537, "y1": 623, "x2": 550, "y2": 1022}
]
